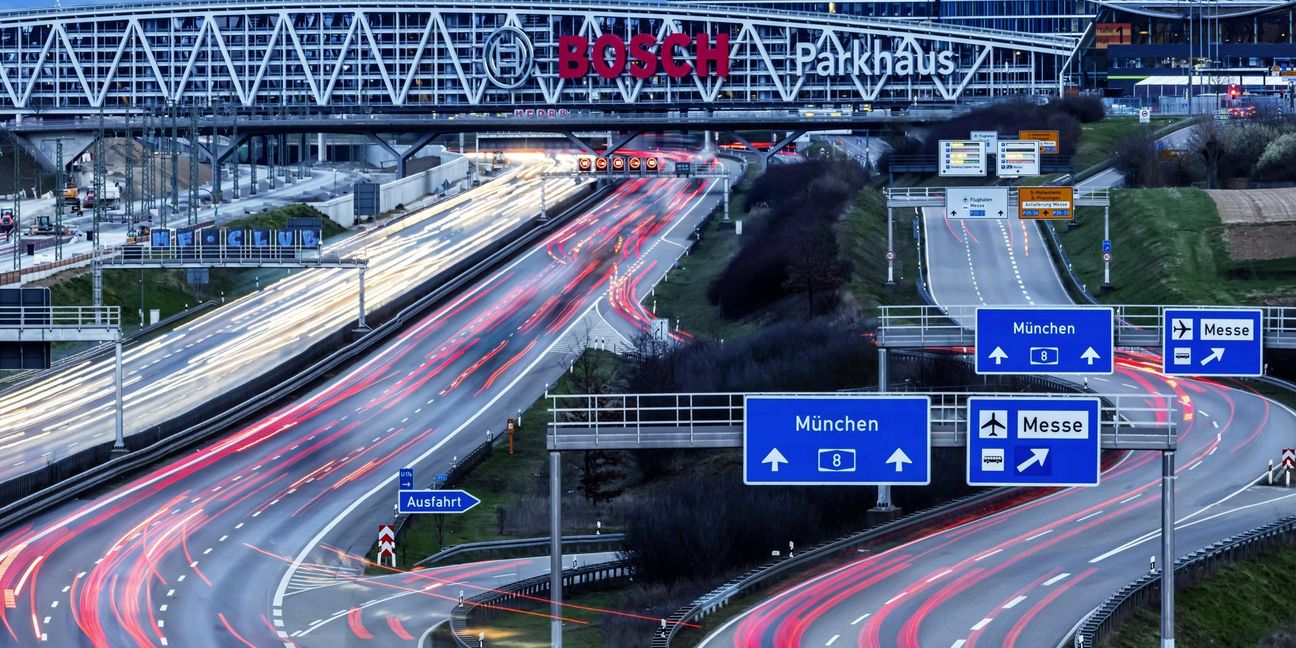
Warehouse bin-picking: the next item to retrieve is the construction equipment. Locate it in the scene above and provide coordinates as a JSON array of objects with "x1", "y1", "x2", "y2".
[
  {"x1": 62, "y1": 180, "x2": 81, "y2": 213},
  {"x1": 27, "y1": 215, "x2": 68, "y2": 236},
  {"x1": 126, "y1": 224, "x2": 152, "y2": 245}
]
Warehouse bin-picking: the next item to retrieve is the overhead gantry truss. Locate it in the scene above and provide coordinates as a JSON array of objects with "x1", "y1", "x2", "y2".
[{"x1": 0, "y1": 1, "x2": 1080, "y2": 115}]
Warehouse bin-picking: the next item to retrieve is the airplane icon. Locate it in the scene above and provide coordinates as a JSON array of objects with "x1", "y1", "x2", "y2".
[
  {"x1": 979, "y1": 410, "x2": 1008, "y2": 438},
  {"x1": 1171, "y1": 318, "x2": 1193, "y2": 340}
]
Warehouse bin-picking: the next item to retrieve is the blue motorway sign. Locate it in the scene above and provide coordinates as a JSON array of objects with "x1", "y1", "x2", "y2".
[
  {"x1": 967, "y1": 397, "x2": 1101, "y2": 487},
  {"x1": 743, "y1": 395, "x2": 930, "y2": 486},
  {"x1": 397, "y1": 489, "x2": 481, "y2": 514},
  {"x1": 398, "y1": 468, "x2": 414, "y2": 490},
  {"x1": 976, "y1": 307, "x2": 1113, "y2": 375},
  {"x1": 1162, "y1": 308, "x2": 1263, "y2": 377}
]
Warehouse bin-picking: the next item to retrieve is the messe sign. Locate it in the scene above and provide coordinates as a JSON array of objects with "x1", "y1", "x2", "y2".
[
  {"x1": 967, "y1": 397, "x2": 1101, "y2": 487},
  {"x1": 976, "y1": 307, "x2": 1114, "y2": 375},
  {"x1": 1019, "y1": 130, "x2": 1060, "y2": 155},
  {"x1": 997, "y1": 140, "x2": 1041, "y2": 177},
  {"x1": 946, "y1": 187, "x2": 1008, "y2": 219},
  {"x1": 1018, "y1": 186, "x2": 1074, "y2": 220},
  {"x1": 938, "y1": 140, "x2": 987, "y2": 177},
  {"x1": 397, "y1": 489, "x2": 482, "y2": 514},
  {"x1": 1162, "y1": 308, "x2": 1264, "y2": 376},
  {"x1": 743, "y1": 395, "x2": 930, "y2": 486}
]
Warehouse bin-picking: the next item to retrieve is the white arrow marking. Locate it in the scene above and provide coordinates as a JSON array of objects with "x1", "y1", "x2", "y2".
[
  {"x1": 1017, "y1": 448, "x2": 1049, "y2": 473},
  {"x1": 886, "y1": 448, "x2": 912, "y2": 472},
  {"x1": 988, "y1": 347, "x2": 1008, "y2": 365},
  {"x1": 762, "y1": 448, "x2": 788, "y2": 473},
  {"x1": 1200, "y1": 348, "x2": 1225, "y2": 366},
  {"x1": 1081, "y1": 346, "x2": 1101, "y2": 365}
]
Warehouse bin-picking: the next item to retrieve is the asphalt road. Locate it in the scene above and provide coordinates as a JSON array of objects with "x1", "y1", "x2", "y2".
[
  {"x1": 0, "y1": 167, "x2": 725, "y2": 647},
  {"x1": 700, "y1": 162, "x2": 1296, "y2": 647},
  {"x1": 0, "y1": 158, "x2": 586, "y2": 481}
]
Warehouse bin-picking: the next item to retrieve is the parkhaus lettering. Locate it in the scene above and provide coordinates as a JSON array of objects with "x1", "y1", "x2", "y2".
[{"x1": 795, "y1": 39, "x2": 957, "y2": 78}]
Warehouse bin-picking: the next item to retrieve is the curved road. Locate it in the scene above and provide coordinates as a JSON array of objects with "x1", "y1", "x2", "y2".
[
  {"x1": 0, "y1": 170, "x2": 725, "y2": 647},
  {"x1": 701, "y1": 200, "x2": 1296, "y2": 647}
]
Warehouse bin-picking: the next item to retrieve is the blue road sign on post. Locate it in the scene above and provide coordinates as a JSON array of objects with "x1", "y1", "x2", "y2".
[
  {"x1": 1102, "y1": 239, "x2": 1111, "y2": 254},
  {"x1": 976, "y1": 307, "x2": 1114, "y2": 375},
  {"x1": 397, "y1": 489, "x2": 481, "y2": 514},
  {"x1": 967, "y1": 397, "x2": 1101, "y2": 487},
  {"x1": 1162, "y1": 308, "x2": 1263, "y2": 377},
  {"x1": 743, "y1": 395, "x2": 930, "y2": 486},
  {"x1": 398, "y1": 468, "x2": 414, "y2": 490}
]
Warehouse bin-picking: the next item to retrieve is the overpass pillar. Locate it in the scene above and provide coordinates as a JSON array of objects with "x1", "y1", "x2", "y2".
[
  {"x1": 317, "y1": 133, "x2": 326, "y2": 163},
  {"x1": 869, "y1": 348, "x2": 902, "y2": 524},
  {"x1": 397, "y1": 132, "x2": 439, "y2": 179}
]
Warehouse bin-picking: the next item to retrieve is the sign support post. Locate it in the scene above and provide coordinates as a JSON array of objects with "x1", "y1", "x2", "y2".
[
  {"x1": 886, "y1": 206, "x2": 895, "y2": 286},
  {"x1": 549, "y1": 450, "x2": 564, "y2": 648},
  {"x1": 357, "y1": 265, "x2": 368, "y2": 330},
  {"x1": 871, "y1": 348, "x2": 897, "y2": 513},
  {"x1": 1102, "y1": 204, "x2": 1112, "y2": 293},
  {"x1": 1162, "y1": 449, "x2": 1175, "y2": 648},
  {"x1": 113, "y1": 337, "x2": 125, "y2": 453}
]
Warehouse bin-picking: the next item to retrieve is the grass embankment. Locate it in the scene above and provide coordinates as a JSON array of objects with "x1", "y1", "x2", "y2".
[
  {"x1": 36, "y1": 204, "x2": 345, "y2": 334},
  {"x1": 466, "y1": 587, "x2": 626, "y2": 648},
  {"x1": 839, "y1": 184, "x2": 922, "y2": 308},
  {"x1": 1074, "y1": 117, "x2": 1177, "y2": 171},
  {"x1": 1058, "y1": 187, "x2": 1296, "y2": 305},
  {"x1": 649, "y1": 160, "x2": 760, "y2": 341},
  {"x1": 1101, "y1": 544, "x2": 1296, "y2": 648}
]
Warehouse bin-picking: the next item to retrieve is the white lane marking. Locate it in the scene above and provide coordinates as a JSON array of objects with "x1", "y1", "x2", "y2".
[
  {"x1": 926, "y1": 569, "x2": 953, "y2": 583},
  {"x1": 1025, "y1": 530, "x2": 1053, "y2": 541},
  {"x1": 974, "y1": 549, "x2": 1002, "y2": 561},
  {"x1": 951, "y1": 641, "x2": 967, "y2": 648},
  {"x1": 971, "y1": 618, "x2": 992, "y2": 631},
  {"x1": 1043, "y1": 573, "x2": 1071, "y2": 586},
  {"x1": 851, "y1": 613, "x2": 871, "y2": 625},
  {"x1": 1119, "y1": 493, "x2": 1143, "y2": 504},
  {"x1": 160, "y1": 605, "x2": 167, "y2": 612},
  {"x1": 1091, "y1": 489, "x2": 1296, "y2": 563},
  {"x1": 1212, "y1": 420, "x2": 1219, "y2": 429},
  {"x1": 1076, "y1": 510, "x2": 1104, "y2": 522},
  {"x1": 884, "y1": 592, "x2": 907, "y2": 605},
  {"x1": 1189, "y1": 462, "x2": 1201, "y2": 471},
  {"x1": 826, "y1": 634, "x2": 840, "y2": 646},
  {"x1": 1208, "y1": 447, "x2": 1217, "y2": 456},
  {"x1": 1003, "y1": 595, "x2": 1028, "y2": 609}
]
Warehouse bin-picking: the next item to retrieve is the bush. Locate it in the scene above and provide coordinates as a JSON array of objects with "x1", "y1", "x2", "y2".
[
  {"x1": 1112, "y1": 126, "x2": 1159, "y2": 187},
  {"x1": 1049, "y1": 95, "x2": 1106, "y2": 123},
  {"x1": 707, "y1": 160, "x2": 866, "y2": 318},
  {"x1": 1255, "y1": 133, "x2": 1296, "y2": 181}
]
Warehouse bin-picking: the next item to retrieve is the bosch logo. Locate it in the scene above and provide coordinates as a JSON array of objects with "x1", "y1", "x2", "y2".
[{"x1": 482, "y1": 27, "x2": 534, "y2": 89}]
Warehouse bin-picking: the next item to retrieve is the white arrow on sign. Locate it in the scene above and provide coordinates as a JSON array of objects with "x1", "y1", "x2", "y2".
[
  {"x1": 1017, "y1": 448, "x2": 1049, "y2": 473},
  {"x1": 1081, "y1": 347, "x2": 1101, "y2": 365},
  {"x1": 989, "y1": 347, "x2": 1008, "y2": 365},
  {"x1": 762, "y1": 448, "x2": 788, "y2": 472},
  {"x1": 886, "y1": 448, "x2": 913, "y2": 472},
  {"x1": 1200, "y1": 348, "x2": 1225, "y2": 366}
]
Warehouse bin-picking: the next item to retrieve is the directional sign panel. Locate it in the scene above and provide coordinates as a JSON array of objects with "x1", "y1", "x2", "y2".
[
  {"x1": 399, "y1": 468, "x2": 414, "y2": 490},
  {"x1": 1019, "y1": 129, "x2": 1060, "y2": 155},
  {"x1": 1162, "y1": 308, "x2": 1263, "y2": 377},
  {"x1": 1018, "y1": 186, "x2": 1074, "y2": 220},
  {"x1": 939, "y1": 140, "x2": 987, "y2": 177},
  {"x1": 967, "y1": 397, "x2": 1101, "y2": 487},
  {"x1": 970, "y1": 130, "x2": 999, "y2": 150},
  {"x1": 946, "y1": 187, "x2": 1009, "y2": 220},
  {"x1": 743, "y1": 395, "x2": 930, "y2": 486},
  {"x1": 976, "y1": 307, "x2": 1114, "y2": 375},
  {"x1": 397, "y1": 489, "x2": 481, "y2": 514},
  {"x1": 997, "y1": 140, "x2": 1041, "y2": 177}
]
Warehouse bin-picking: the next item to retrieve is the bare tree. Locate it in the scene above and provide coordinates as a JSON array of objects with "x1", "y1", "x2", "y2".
[
  {"x1": 1191, "y1": 120, "x2": 1225, "y2": 189},
  {"x1": 782, "y1": 224, "x2": 847, "y2": 316}
]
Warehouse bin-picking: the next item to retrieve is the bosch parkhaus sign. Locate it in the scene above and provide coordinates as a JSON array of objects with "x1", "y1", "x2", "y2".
[{"x1": 0, "y1": 4, "x2": 1079, "y2": 114}]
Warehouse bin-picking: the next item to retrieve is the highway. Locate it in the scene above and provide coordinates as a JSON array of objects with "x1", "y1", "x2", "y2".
[
  {"x1": 0, "y1": 157, "x2": 586, "y2": 481},
  {"x1": 700, "y1": 164, "x2": 1296, "y2": 646},
  {"x1": 0, "y1": 167, "x2": 726, "y2": 647}
]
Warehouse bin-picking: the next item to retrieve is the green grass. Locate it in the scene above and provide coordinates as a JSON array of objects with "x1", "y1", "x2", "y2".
[
  {"x1": 650, "y1": 163, "x2": 763, "y2": 341},
  {"x1": 1101, "y1": 544, "x2": 1296, "y2": 648},
  {"x1": 465, "y1": 587, "x2": 631, "y2": 648},
  {"x1": 1058, "y1": 187, "x2": 1296, "y2": 305},
  {"x1": 839, "y1": 186, "x2": 921, "y2": 308},
  {"x1": 1074, "y1": 117, "x2": 1178, "y2": 171}
]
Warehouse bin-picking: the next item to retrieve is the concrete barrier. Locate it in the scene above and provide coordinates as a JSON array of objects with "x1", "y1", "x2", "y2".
[{"x1": 310, "y1": 152, "x2": 471, "y2": 227}]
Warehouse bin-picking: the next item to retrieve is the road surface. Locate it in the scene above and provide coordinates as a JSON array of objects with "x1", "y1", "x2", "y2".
[{"x1": 0, "y1": 169, "x2": 726, "y2": 647}]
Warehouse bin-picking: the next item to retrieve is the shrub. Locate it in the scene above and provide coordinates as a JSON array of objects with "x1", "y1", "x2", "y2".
[
  {"x1": 1049, "y1": 95, "x2": 1106, "y2": 123},
  {"x1": 1255, "y1": 133, "x2": 1296, "y2": 181}
]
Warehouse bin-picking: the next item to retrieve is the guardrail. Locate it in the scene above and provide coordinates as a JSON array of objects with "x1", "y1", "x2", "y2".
[
  {"x1": 415, "y1": 533, "x2": 627, "y2": 568},
  {"x1": 450, "y1": 559, "x2": 634, "y2": 647},
  {"x1": 547, "y1": 390, "x2": 1176, "y2": 451},
  {"x1": 1073, "y1": 512, "x2": 1296, "y2": 647},
  {"x1": 0, "y1": 182, "x2": 614, "y2": 533}
]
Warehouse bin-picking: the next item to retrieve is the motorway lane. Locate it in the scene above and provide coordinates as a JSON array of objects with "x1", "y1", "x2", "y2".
[
  {"x1": 0, "y1": 159, "x2": 587, "y2": 480},
  {"x1": 0, "y1": 171, "x2": 725, "y2": 647},
  {"x1": 281, "y1": 552, "x2": 619, "y2": 647},
  {"x1": 700, "y1": 189, "x2": 1296, "y2": 647}
]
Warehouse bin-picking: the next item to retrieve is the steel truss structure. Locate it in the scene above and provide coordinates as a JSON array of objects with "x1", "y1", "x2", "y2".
[{"x1": 0, "y1": 1, "x2": 1079, "y2": 116}]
